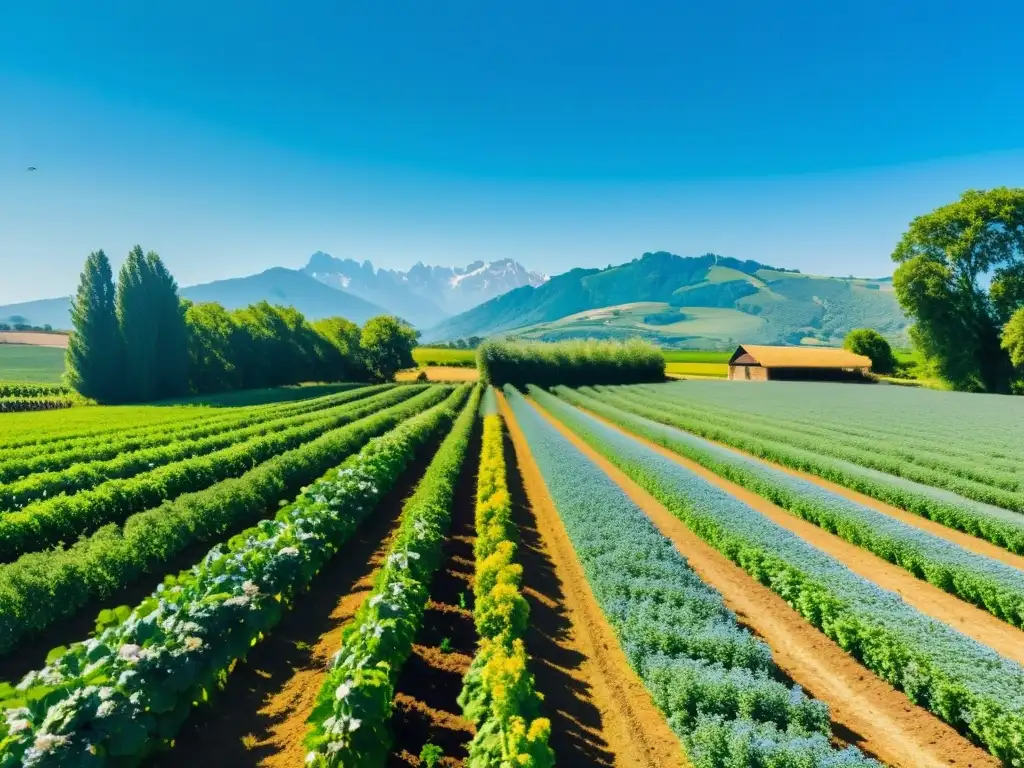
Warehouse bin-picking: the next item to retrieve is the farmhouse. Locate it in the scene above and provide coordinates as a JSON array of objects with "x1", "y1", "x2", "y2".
[{"x1": 727, "y1": 344, "x2": 872, "y2": 381}]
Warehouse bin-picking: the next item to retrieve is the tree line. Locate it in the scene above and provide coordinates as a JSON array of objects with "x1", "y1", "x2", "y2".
[
  {"x1": 67, "y1": 247, "x2": 417, "y2": 403},
  {"x1": 891, "y1": 187, "x2": 1024, "y2": 394}
]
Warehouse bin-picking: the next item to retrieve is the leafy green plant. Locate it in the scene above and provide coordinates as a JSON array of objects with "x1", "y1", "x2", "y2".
[
  {"x1": 419, "y1": 742, "x2": 444, "y2": 767},
  {"x1": 439, "y1": 637, "x2": 453, "y2": 654}
]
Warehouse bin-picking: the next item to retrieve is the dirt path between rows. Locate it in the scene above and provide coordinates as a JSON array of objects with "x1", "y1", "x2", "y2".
[
  {"x1": 152, "y1": 445, "x2": 438, "y2": 768},
  {"x1": 528, "y1": 397, "x2": 999, "y2": 768},
  {"x1": 572, "y1": 402, "x2": 1024, "y2": 667},
  {"x1": 388, "y1": 426, "x2": 480, "y2": 767},
  {"x1": 498, "y1": 392, "x2": 686, "y2": 768}
]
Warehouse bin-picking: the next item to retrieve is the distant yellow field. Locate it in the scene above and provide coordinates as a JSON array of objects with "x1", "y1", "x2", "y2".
[
  {"x1": 396, "y1": 365, "x2": 480, "y2": 382},
  {"x1": 665, "y1": 362, "x2": 728, "y2": 378}
]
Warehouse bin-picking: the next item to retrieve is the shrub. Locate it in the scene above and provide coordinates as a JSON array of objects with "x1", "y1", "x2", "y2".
[
  {"x1": 844, "y1": 328, "x2": 897, "y2": 374},
  {"x1": 476, "y1": 339, "x2": 664, "y2": 388}
]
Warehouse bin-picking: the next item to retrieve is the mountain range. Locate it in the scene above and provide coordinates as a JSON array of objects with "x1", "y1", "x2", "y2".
[
  {"x1": 422, "y1": 252, "x2": 908, "y2": 348},
  {"x1": 0, "y1": 255, "x2": 547, "y2": 332},
  {"x1": 302, "y1": 251, "x2": 548, "y2": 327},
  {"x1": 0, "y1": 251, "x2": 908, "y2": 349}
]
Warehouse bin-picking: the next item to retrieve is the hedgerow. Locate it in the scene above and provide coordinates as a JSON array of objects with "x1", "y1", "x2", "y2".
[
  {"x1": 504, "y1": 387, "x2": 877, "y2": 768},
  {"x1": 0, "y1": 386, "x2": 424, "y2": 560},
  {"x1": 0, "y1": 397, "x2": 75, "y2": 413},
  {"x1": 0, "y1": 386, "x2": 471, "y2": 766},
  {"x1": 305, "y1": 385, "x2": 483, "y2": 766},
  {"x1": 475, "y1": 339, "x2": 664, "y2": 388},
  {"x1": 457, "y1": 409, "x2": 554, "y2": 767},
  {"x1": 561, "y1": 386, "x2": 1024, "y2": 628},
  {"x1": 587, "y1": 385, "x2": 1024, "y2": 555},
  {"x1": 0, "y1": 383, "x2": 71, "y2": 399},
  {"x1": 0, "y1": 386, "x2": 454, "y2": 655},
  {"x1": 532, "y1": 388, "x2": 1024, "y2": 765},
  {"x1": 0, "y1": 384, "x2": 388, "y2": 484}
]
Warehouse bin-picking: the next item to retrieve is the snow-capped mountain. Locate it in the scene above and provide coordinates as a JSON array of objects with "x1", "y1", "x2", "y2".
[{"x1": 302, "y1": 252, "x2": 547, "y2": 327}]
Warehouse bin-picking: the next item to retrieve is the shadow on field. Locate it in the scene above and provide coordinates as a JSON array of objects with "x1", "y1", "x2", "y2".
[{"x1": 502, "y1": 430, "x2": 615, "y2": 768}]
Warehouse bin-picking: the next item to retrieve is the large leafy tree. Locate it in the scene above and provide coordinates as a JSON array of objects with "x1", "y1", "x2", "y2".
[
  {"x1": 892, "y1": 188, "x2": 1024, "y2": 392},
  {"x1": 1003, "y1": 307, "x2": 1024, "y2": 370},
  {"x1": 65, "y1": 250, "x2": 124, "y2": 402},
  {"x1": 843, "y1": 328, "x2": 896, "y2": 374},
  {"x1": 185, "y1": 301, "x2": 242, "y2": 393},
  {"x1": 312, "y1": 317, "x2": 367, "y2": 380},
  {"x1": 360, "y1": 315, "x2": 418, "y2": 381}
]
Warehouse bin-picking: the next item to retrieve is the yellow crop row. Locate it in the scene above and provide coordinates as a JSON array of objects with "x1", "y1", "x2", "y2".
[{"x1": 458, "y1": 410, "x2": 554, "y2": 766}]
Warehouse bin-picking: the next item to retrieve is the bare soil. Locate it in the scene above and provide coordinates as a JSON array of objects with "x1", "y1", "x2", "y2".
[
  {"x1": 499, "y1": 391, "x2": 687, "y2": 768},
  {"x1": 151, "y1": 443, "x2": 439, "y2": 768},
  {"x1": 532, "y1": 398, "x2": 999, "y2": 768},
  {"x1": 387, "y1": 425, "x2": 480, "y2": 767},
  {"x1": 0, "y1": 331, "x2": 69, "y2": 348}
]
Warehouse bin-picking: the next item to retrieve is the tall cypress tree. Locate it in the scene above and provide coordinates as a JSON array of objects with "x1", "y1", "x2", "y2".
[
  {"x1": 147, "y1": 251, "x2": 190, "y2": 398},
  {"x1": 65, "y1": 250, "x2": 124, "y2": 402},
  {"x1": 116, "y1": 245, "x2": 160, "y2": 402}
]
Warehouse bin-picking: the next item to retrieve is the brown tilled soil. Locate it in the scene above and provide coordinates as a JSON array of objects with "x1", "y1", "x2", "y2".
[
  {"x1": 530, "y1": 397, "x2": 1000, "y2": 768},
  {"x1": 151, "y1": 444, "x2": 438, "y2": 768},
  {"x1": 498, "y1": 392, "x2": 687, "y2": 768},
  {"x1": 387, "y1": 425, "x2": 480, "y2": 767},
  {"x1": 573, "y1": 403, "x2": 1024, "y2": 666},
  {"x1": 0, "y1": 331, "x2": 69, "y2": 347}
]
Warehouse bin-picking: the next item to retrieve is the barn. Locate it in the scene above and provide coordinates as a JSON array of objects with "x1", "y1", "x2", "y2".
[{"x1": 727, "y1": 344, "x2": 872, "y2": 381}]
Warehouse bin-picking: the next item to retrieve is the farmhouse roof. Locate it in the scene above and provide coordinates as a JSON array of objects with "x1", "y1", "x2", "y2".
[{"x1": 729, "y1": 344, "x2": 872, "y2": 369}]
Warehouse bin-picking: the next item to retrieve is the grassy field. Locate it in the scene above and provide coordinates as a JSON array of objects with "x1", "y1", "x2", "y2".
[
  {"x1": 0, "y1": 344, "x2": 66, "y2": 384},
  {"x1": 412, "y1": 346, "x2": 477, "y2": 366}
]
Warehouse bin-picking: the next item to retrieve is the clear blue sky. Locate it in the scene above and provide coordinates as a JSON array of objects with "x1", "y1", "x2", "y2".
[{"x1": 1, "y1": 0, "x2": 1023, "y2": 304}]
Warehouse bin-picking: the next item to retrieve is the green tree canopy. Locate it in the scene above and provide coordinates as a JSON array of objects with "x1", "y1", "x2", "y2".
[
  {"x1": 116, "y1": 246, "x2": 160, "y2": 402},
  {"x1": 360, "y1": 315, "x2": 418, "y2": 381},
  {"x1": 843, "y1": 328, "x2": 896, "y2": 374},
  {"x1": 312, "y1": 317, "x2": 366, "y2": 380},
  {"x1": 1002, "y1": 306, "x2": 1024, "y2": 369},
  {"x1": 185, "y1": 301, "x2": 242, "y2": 393},
  {"x1": 892, "y1": 188, "x2": 1024, "y2": 392},
  {"x1": 65, "y1": 250, "x2": 124, "y2": 402}
]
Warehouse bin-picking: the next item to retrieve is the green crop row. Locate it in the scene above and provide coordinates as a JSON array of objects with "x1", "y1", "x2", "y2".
[
  {"x1": 0, "y1": 397, "x2": 74, "y2": 413},
  {"x1": 560, "y1": 386, "x2": 1024, "y2": 629},
  {"x1": 0, "y1": 386, "x2": 453, "y2": 656},
  {"x1": 457, "y1": 409, "x2": 554, "y2": 767},
  {"x1": 620, "y1": 386, "x2": 1024, "y2": 506},
  {"x1": 0, "y1": 387, "x2": 469, "y2": 766},
  {"x1": 0, "y1": 384, "x2": 387, "y2": 483},
  {"x1": 507, "y1": 387, "x2": 877, "y2": 767},
  {"x1": 305, "y1": 386, "x2": 482, "y2": 767},
  {"x1": 0, "y1": 385, "x2": 390, "y2": 509},
  {"x1": 0, "y1": 382, "x2": 71, "y2": 398},
  {"x1": 0, "y1": 386, "x2": 422, "y2": 561},
  {"x1": 532, "y1": 388, "x2": 1024, "y2": 765},
  {"x1": 582, "y1": 386, "x2": 1024, "y2": 555}
]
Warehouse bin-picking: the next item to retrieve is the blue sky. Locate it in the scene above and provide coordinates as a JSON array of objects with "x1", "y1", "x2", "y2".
[{"x1": 1, "y1": 0, "x2": 1023, "y2": 304}]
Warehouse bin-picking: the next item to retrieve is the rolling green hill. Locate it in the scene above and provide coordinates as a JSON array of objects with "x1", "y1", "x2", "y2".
[{"x1": 422, "y1": 252, "x2": 908, "y2": 348}]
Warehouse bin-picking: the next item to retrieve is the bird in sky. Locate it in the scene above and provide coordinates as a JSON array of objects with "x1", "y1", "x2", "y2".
[{"x1": 26, "y1": 166, "x2": 37, "y2": 171}]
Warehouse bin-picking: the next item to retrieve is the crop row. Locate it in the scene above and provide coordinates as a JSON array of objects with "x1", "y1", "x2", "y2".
[
  {"x1": 0, "y1": 384, "x2": 388, "y2": 483},
  {"x1": 659, "y1": 380, "x2": 1024, "y2": 458},
  {"x1": 0, "y1": 386, "x2": 455, "y2": 656},
  {"x1": 532, "y1": 388, "x2": 1024, "y2": 764},
  {"x1": 582, "y1": 386, "x2": 1024, "y2": 555},
  {"x1": 305, "y1": 385, "x2": 482, "y2": 766},
  {"x1": 642, "y1": 385, "x2": 1024, "y2": 472},
  {"x1": 0, "y1": 384, "x2": 391, "y2": 510},
  {"x1": 0, "y1": 385, "x2": 470, "y2": 766},
  {"x1": 457, "y1": 410, "x2": 554, "y2": 766},
  {"x1": 621, "y1": 386, "x2": 1024, "y2": 507},
  {"x1": 630, "y1": 383, "x2": 1024, "y2": 485},
  {"x1": 0, "y1": 386, "x2": 422, "y2": 562},
  {"x1": 504, "y1": 387, "x2": 877, "y2": 767},
  {"x1": 560, "y1": 387, "x2": 1024, "y2": 629},
  {"x1": 0, "y1": 397, "x2": 74, "y2": 413},
  {"x1": 0, "y1": 383, "x2": 363, "y2": 450},
  {"x1": 0, "y1": 382, "x2": 71, "y2": 398}
]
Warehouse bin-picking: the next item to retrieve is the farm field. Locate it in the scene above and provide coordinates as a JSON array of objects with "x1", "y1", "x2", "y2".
[
  {"x1": 0, "y1": 343, "x2": 66, "y2": 384},
  {"x1": 3, "y1": 377, "x2": 1024, "y2": 767}
]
